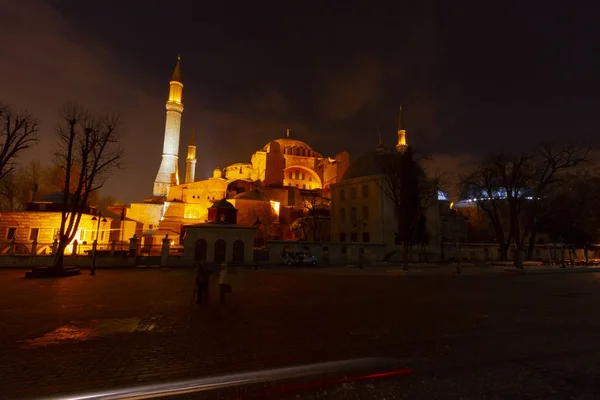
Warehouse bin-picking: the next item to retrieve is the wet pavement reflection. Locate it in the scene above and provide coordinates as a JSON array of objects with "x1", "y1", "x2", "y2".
[{"x1": 17, "y1": 316, "x2": 167, "y2": 348}]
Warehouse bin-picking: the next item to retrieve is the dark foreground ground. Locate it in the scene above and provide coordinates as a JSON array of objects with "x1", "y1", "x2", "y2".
[{"x1": 1, "y1": 266, "x2": 599, "y2": 399}]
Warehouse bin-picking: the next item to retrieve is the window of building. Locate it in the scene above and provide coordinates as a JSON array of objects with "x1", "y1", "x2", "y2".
[
  {"x1": 239, "y1": 167, "x2": 243, "y2": 174},
  {"x1": 295, "y1": 171, "x2": 299, "y2": 179},
  {"x1": 6, "y1": 227, "x2": 17, "y2": 240},
  {"x1": 350, "y1": 187, "x2": 357, "y2": 199},
  {"x1": 362, "y1": 232, "x2": 370, "y2": 243},
  {"x1": 53, "y1": 228, "x2": 60, "y2": 240},
  {"x1": 301, "y1": 173, "x2": 305, "y2": 180},
  {"x1": 350, "y1": 232, "x2": 358, "y2": 242},
  {"x1": 308, "y1": 176, "x2": 312, "y2": 181},
  {"x1": 308, "y1": 184, "x2": 312, "y2": 189},
  {"x1": 362, "y1": 184, "x2": 369, "y2": 198},
  {"x1": 340, "y1": 232, "x2": 346, "y2": 242},
  {"x1": 29, "y1": 228, "x2": 39, "y2": 241},
  {"x1": 302, "y1": 184, "x2": 306, "y2": 189},
  {"x1": 340, "y1": 208, "x2": 346, "y2": 222},
  {"x1": 79, "y1": 229, "x2": 86, "y2": 241},
  {"x1": 288, "y1": 171, "x2": 293, "y2": 179},
  {"x1": 362, "y1": 205, "x2": 369, "y2": 220},
  {"x1": 100, "y1": 231, "x2": 105, "y2": 241},
  {"x1": 340, "y1": 189, "x2": 345, "y2": 201},
  {"x1": 296, "y1": 184, "x2": 299, "y2": 188},
  {"x1": 350, "y1": 207, "x2": 357, "y2": 221}
]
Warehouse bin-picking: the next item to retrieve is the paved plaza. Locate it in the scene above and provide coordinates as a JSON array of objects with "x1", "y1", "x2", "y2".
[{"x1": 1, "y1": 265, "x2": 600, "y2": 399}]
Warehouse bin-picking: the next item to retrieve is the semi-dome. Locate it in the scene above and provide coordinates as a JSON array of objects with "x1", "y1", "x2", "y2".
[
  {"x1": 342, "y1": 150, "x2": 425, "y2": 181},
  {"x1": 209, "y1": 198, "x2": 236, "y2": 209}
]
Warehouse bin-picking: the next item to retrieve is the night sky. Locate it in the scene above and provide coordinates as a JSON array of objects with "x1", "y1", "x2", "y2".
[{"x1": 1, "y1": 0, "x2": 599, "y2": 202}]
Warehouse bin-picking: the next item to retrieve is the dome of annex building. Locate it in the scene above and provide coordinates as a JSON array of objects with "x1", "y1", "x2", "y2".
[
  {"x1": 261, "y1": 137, "x2": 323, "y2": 158},
  {"x1": 342, "y1": 149, "x2": 426, "y2": 181},
  {"x1": 233, "y1": 190, "x2": 269, "y2": 201},
  {"x1": 209, "y1": 198, "x2": 236, "y2": 209}
]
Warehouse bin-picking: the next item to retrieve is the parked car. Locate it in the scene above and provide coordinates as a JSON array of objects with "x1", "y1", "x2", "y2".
[{"x1": 282, "y1": 251, "x2": 318, "y2": 266}]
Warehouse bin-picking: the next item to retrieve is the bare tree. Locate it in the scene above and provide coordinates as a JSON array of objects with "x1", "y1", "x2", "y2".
[
  {"x1": 53, "y1": 103, "x2": 124, "y2": 269},
  {"x1": 300, "y1": 189, "x2": 331, "y2": 241},
  {"x1": 460, "y1": 160, "x2": 512, "y2": 260},
  {"x1": 0, "y1": 102, "x2": 39, "y2": 181},
  {"x1": 461, "y1": 143, "x2": 590, "y2": 268},
  {"x1": 523, "y1": 143, "x2": 590, "y2": 260},
  {"x1": 378, "y1": 147, "x2": 430, "y2": 270}
]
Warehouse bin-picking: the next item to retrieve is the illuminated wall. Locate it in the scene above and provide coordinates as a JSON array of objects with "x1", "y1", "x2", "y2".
[{"x1": 0, "y1": 211, "x2": 115, "y2": 254}]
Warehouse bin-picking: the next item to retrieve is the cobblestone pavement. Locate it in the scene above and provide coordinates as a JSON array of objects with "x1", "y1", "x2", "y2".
[{"x1": 1, "y1": 266, "x2": 600, "y2": 399}]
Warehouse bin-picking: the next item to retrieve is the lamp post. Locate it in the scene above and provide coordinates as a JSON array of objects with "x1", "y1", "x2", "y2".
[{"x1": 90, "y1": 210, "x2": 107, "y2": 276}]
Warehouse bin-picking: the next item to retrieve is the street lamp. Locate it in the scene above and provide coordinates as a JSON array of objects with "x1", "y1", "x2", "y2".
[{"x1": 90, "y1": 210, "x2": 107, "y2": 276}]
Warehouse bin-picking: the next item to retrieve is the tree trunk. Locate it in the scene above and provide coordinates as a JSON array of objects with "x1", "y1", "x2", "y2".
[
  {"x1": 513, "y1": 244, "x2": 524, "y2": 269},
  {"x1": 53, "y1": 239, "x2": 69, "y2": 269},
  {"x1": 526, "y1": 231, "x2": 537, "y2": 261},
  {"x1": 499, "y1": 241, "x2": 508, "y2": 261},
  {"x1": 402, "y1": 240, "x2": 409, "y2": 271}
]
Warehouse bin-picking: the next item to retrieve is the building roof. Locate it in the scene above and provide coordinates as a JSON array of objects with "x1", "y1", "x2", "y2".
[
  {"x1": 39, "y1": 192, "x2": 73, "y2": 204},
  {"x1": 233, "y1": 190, "x2": 269, "y2": 201},
  {"x1": 342, "y1": 150, "x2": 425, "y2": 181},
  {"x1": 171, "y1": 56, "x2": 182, "y2": 83}
]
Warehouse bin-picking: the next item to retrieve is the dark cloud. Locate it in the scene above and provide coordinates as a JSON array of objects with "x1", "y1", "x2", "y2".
[{"x1": 316, "y1": 53, "x2": 383, "y2": 121}]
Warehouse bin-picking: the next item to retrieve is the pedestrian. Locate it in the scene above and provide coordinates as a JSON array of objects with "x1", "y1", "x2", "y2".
[
  {"x1": 218, "y1": 262, "x2": 231, "y2": 304},
  {"x1": 202, "y1": 260, "x2": 212, "y2": 303},
  {"x1": 195, "y1": 261, "x2": 206, "y2": 304}
]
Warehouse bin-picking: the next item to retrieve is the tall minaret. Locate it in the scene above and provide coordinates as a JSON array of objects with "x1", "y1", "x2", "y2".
[
  {"x1": 396, "y1": 105, "x2": 408, "y2": 153},
  {"x1": 153, "y1": 56, "x2": 184, "y2": 197},
  {"x1": 185, "y1": 128, "x2": 197, "y2": 184}
]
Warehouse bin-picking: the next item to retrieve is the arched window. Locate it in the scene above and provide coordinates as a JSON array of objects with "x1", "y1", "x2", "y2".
[
  {"x1": 350, "y1": 188, "x2": 357, "y2": 199},
  {"x1": 350, "y1": 207, "x2": 357, "y2": 221},
  {"x1": 362, "y1": 205, "x2": 369, "y2": 220},
  {"x1": 239, "y1": 167, "x2": 243, "y2": 174},
  {"x1": 362, "y1": 185, "x2": 369, "y2": 198},
  {"x1": 340, "y1": 189, "x2": 346, "y2": 201},
  {"x1": 340, "y1": 208, "x2": 346, "y2": 222},
  {"x1": 302, "y1": 184, "x2": 306, "y2": 189}
]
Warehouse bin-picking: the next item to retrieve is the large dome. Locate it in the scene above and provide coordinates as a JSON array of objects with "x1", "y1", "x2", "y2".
[
  {"x1": 342, "y1": 150, "x2": 425, "y2": 181},
  {"x1": 261, "y1": 138, "x2": 322, "y2": 158}
]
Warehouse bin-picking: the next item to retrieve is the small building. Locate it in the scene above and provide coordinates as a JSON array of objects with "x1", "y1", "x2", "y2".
[
  {"x1": 0, "y1": 192, "x2": 116, "y2": 255},
  {"x1": 182, "y1": 199, "x2": 255, "y2": 265}
]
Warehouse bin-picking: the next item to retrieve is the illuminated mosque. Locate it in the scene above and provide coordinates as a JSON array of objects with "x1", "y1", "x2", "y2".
[{"x1": 120, "y1": 57, "x2": 350, "y2": 247}]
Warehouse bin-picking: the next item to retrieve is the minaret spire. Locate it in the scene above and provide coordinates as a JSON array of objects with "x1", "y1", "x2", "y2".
[
  {"x1": 396, "y1": 105, "x2": 407, "y2": 153},
  {"x1": 153, "y1": 56, "x2": 184, "y2": 196},
  {"x1": 286, "y1": 128, "x2": 290, "y2": 138},
  {"x1": 185, "y1": 128, "x2": 197, "y2": 184}
]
